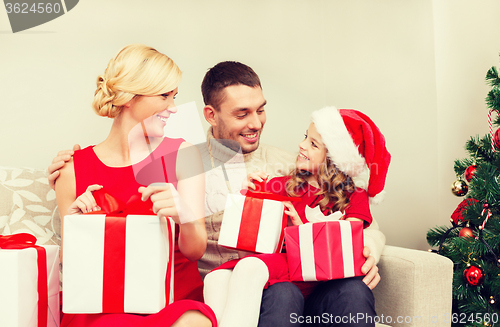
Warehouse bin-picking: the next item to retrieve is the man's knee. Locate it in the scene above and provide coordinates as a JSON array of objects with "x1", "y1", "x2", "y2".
[
  {"x1": 258, "y1": 282, "x2": 304, "y2": 326},
  {"x1": 261, "y1": 282, "x2": 304, "y2": 316},
  {"x1": 263, "y1": 282, "x2": 304, "y2": 307},
  {"x1": 323, "y1": 278, "x2": 374, "y2": 305},
  {"x1": 304, "y1": 278, "x2": 376, "y2": 326}
]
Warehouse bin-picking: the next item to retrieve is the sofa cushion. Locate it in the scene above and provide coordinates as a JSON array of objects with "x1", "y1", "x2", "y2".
[{"x1": 0, "y1": 167, "x2": 60, "y2": 245}]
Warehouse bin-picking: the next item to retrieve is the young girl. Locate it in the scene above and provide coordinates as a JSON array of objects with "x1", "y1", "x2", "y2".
[
  {"x1": 55, "y1": 44, "x2": 216, "y2": 327},
  {"x1": 203, "y1": 107, "x2": 391, "y2": 327}
]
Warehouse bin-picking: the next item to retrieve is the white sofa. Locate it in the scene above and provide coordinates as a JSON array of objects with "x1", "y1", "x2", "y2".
[{"x1": 0, "y1": 166, "x2": 453, "y2": 327}]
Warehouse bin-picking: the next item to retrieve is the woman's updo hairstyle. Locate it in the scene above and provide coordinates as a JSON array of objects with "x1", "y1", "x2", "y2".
[{"x1": 92, "y1": 44, "x2": 182, "y2": 118}]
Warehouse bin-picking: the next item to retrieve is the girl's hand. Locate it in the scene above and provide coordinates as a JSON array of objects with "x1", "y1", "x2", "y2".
[
  {"x1": 283, "y1": 201, "x2": 302, "y2": 225},
  {"x1": 243, "y1": 171, "x2": 269, "y2": 191},
  {"x1": 68, "y1": 184, "x2": 103, "y2": 214}
]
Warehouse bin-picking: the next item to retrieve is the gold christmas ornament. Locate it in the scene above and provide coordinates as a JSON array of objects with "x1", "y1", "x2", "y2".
[{"x1": 451, "y1": 179, "x2": 468, "y2": 196}]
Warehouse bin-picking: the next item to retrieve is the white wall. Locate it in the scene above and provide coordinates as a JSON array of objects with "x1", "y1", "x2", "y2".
[{"x1": 1, "y1": 0, "x2": 500, "y2": 251}]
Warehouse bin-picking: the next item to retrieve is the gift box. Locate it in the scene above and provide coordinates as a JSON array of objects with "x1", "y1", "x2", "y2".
[
  {"x1": 62, "y1": 190, "x2": 175, "y2": 314},
  {"x1": 218, "y1": 193, "x2": 286, "y2": 253},
  {"x1": 285, "y1": 220, "x2": 364, "y2": 281},
  {"x1": 218, "y1": 181, "x2": 300, "y2": 253},
  {"x1": 0, "y1": 234, "x2": 60, "y2": 327}
]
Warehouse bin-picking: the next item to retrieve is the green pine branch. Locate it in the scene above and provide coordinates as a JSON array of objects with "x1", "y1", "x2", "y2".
[
  {"x1": 486, "y1": 87, "x2": 500, "y2": 112},
  {"x1": 486, "y1": 66, "x2": 500, "y2": 87},
  {"x1": 427, "y1": 225, "x2": 459, "y2": 247}
]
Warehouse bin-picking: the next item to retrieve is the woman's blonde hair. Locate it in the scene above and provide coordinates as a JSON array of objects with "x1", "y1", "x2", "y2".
[
  {"x1": 92, "y1": 44, "x2": 182, "y2": 118},
  {"x1": 286, "y1": 155, "x2": 355, "y2": 214}
]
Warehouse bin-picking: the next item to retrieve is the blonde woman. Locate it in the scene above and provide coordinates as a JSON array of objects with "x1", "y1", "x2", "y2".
[{"x1": 56, "y1": 44, "x2": 216, "y2": 327}]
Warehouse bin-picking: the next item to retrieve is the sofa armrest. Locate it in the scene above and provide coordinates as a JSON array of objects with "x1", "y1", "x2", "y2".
[{"x1": 372, "y1": 245, "x2": 453, "y2": 327}]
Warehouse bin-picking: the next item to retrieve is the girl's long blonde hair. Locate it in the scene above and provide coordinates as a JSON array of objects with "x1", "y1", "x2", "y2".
[
  {"x1": 285, "y1": 155, "x2": 355, "y2": 214},
  {"x1": 92, "y1": 44, "x2": 182, "y2": 118}
]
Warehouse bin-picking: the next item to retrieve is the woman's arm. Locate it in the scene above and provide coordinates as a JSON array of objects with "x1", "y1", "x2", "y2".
[
  {"x1": 54, "y1": 158, "x2": 76, "y2": 261},
  {"x1": 55, "y1": 159, "x2": 76, "y2": 235},
  {"x1": 139, "y1": 141, "x2": 207, "y2": 261},
  {"x1": 175, "y1": 142, "x2": 207, "y2": 261}
]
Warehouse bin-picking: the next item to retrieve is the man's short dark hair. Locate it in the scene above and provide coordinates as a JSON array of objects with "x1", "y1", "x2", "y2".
[{"x1": 201, "y1": 61, "x2": 262, "y2": 110}]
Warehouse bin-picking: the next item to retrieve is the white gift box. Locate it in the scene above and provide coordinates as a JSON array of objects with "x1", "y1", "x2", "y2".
[
  {"x1": 218, "y1": 193, "x2": 286, "y2": 253},
  {"x1": 62, "y1": 214, "x2": 175, "y2": 314},
  {"x1": 0, "y1": 244, "x2": 60, "y2": 327}
]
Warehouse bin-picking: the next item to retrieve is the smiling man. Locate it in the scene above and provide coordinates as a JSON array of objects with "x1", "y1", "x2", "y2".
[
  {"x1": 206, "y1": 84, "x2": 266, "y2": 153},
  {"x1": 197, "y1": 62, "x2": 297, "y2": 278},
  {"x1": 202, "y1": 63, "x2": 267, "y2": 154}
]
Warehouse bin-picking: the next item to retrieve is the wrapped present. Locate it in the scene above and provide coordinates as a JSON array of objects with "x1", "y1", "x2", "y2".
[
  {"x1": 285, "y1": 220, "x2": 364, "y2": 281},
  {"x1": 62, "y1": 190, "x2": 175, "y2": 314},
  {"x1": 218, "y1": 181, "x2": 300, "y2": 253},
  {"x1": 0, "y1": 233, "x2": 60, "y2": 327}
]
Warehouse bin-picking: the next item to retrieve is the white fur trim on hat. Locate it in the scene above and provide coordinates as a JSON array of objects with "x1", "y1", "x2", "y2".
[
  {"x1": 369, "y1": 191, "x2": 386, "y2": 205},
  {"x1": 311, "y1": 107, "x2": 366, "y2": 178},
  {"x1": 351, "y1": 164, "x2": 370, "y2": 191}
]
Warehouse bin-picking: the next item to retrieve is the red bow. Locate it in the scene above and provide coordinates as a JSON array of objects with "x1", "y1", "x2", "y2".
[
  {"x1": 241, "y1": 179, "x2": 301, "y2": 202},
  {"x1": 90, "y1": 189, "x2": 154, "y2": 216},
  {"x1": 0, "y1": 233, "x2": 47, "y2": 327}
]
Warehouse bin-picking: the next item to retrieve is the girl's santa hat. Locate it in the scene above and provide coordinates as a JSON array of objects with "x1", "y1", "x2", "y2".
[{"x1": 311, "y1": 107, "x2": 391, "y2": 204}]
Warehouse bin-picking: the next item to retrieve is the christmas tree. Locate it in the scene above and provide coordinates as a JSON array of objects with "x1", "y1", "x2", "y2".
[{"x1": 427, "y1": 55, "x2": 500, "y2": 327}]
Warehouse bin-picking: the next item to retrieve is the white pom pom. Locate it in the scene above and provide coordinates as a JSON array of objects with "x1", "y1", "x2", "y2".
[{"x1": 369, "y1": 191, "x2": 386, "y2": 205}]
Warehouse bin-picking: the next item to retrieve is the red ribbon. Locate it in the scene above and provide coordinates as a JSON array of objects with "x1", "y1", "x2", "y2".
[
  {"x1": 240, "y1": 179, "x2": 301, "y2": 203},
  {"x1": 236, "y1": 180, "x2": 300, "y2": 252},
  {"x1": 237, "y1": 196, "x2": 265, "y2": 250},
  {"x1": 240, "y1": 190, "x2": 302, "y2": 202},
  {"x1": 91, "y1": 190, "x2": 154, "y2": 217},
  {"x1": 0, "y1": 233, "x2": 47, "y2": 327},
  {"x1": 85, "y1": 189, "x2": 157, "y2": 313}
]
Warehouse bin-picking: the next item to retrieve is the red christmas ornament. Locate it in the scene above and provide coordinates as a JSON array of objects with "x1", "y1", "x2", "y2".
[
  {"x1": 451, "y1": 198, "x2": 478, "y2": 224},
  {"x1": 463, "y1": 265, "x2": 485, "y2": 286},
  {"x1": 464, "y1": 164, "x2": 477, "y2": 182},
  {"x1": 495, "y1": 128, "x2": 500, "y2": 149},
  {"x1": 459, "y1": 227, "x2": 474, "y2": 238}
]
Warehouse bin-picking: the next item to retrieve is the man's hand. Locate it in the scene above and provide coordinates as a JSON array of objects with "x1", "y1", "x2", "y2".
[
  {"x1": 361, "y1": 246, "x2": 380, "y2": 290},
  {"x1": 48, "y1": 144, "x2": 81, "y2": 190}
]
